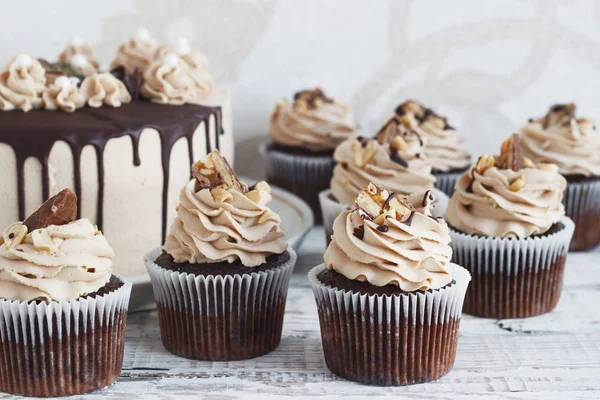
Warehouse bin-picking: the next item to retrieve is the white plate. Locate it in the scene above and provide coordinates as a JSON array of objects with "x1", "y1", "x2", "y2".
[{"x1": 127, "y1": 180, "x2": 314, "y2": 312}]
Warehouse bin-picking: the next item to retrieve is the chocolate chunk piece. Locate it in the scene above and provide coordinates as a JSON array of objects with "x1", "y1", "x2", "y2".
[
  {"x1": 22, "y1": 188, "x2": 77, "y2": 231},
  {"x1": 192, "y1": 150, "x2": 248, "y2": 193},
  {"x1": 353, "y1": 225, "x2": 365, "y2": 240},
  {"x1": 111, "y1": 66, "x2": 144, "y2": 100},
  {"x1": 499, "y1": 133, "x2": 526, "y2": 171},
  {"x1": 355, "y1": 182, "x2": 414, "y2": 223}
]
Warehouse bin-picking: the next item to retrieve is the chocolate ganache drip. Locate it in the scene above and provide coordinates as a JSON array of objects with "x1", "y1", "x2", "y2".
[{"x1": 0, "y1": 100, "x2": 223, "y2": 241}]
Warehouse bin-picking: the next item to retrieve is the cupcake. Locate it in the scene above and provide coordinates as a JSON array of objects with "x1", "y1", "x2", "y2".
[
  {"x1": 0, "y1": 189, "x2": 132, "y2": 397},
  {"x1": 447, "y1": 134, "x2": 574, "y2": 318},
  {"x1": 393, "y1": 100, "x2": 471, "y2": 196},
  {"x1": 520, "y1": 103, "x2": 600, "y2": 251},
  {"x1": 319, "y1": 113, "x2": 447, "y2": 243},
  {"x1": 309, "y1": 182, "x2": 471, "y2": 386},
  {"x1": 145, "y1": 150, "x2": 296, "y2": 361},
  {"x1": 263, "y1": 88, "x2": 359, "y2": 223}
]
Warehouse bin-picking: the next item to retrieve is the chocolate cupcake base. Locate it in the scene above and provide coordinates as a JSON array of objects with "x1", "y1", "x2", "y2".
[
  {"x1": 145, "y1": 248, "x2": 296, "y2": 361},
  {"x1": 563, "y1": 176, "x2": 600, "y2": 251},
  {"x1": 261, "y1": 142, "x2": 334, "y2": 224},
  {"x1": 0, "y1": 276, "x2": 132, "y2": 397},
  {"x1": 449, "y1": 217, "x2": 574, "y2": 319},
  {"x1": 308, "y1": 264, "x2": 471, "y2": 386}
]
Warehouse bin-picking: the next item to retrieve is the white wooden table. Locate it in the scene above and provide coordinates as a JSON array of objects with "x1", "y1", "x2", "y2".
[{"x1": 7, "y1": 227, "x2": 600, "y2": 399}]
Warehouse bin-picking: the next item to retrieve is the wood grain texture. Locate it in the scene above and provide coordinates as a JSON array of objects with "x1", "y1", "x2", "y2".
[{"x1": 3, "y1": 227, "x2": 600, "y2": 399}]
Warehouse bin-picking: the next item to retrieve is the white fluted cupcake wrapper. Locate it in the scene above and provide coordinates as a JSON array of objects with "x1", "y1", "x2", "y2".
[
  {"x1": 319, "y1": 188, "x2": 449, "y2": 244},
  {"x1": 260, "y1": 142, "x2": 334, "y2": 222},
  {"x1": 308, "y1": 263, "x2": 470, "y2": 385},
  {"x1": 144, "y1": 247, "x2": 296, "y2": 360},
  {"x1": 563, "y1": 178, "x2": 600, "y2": 250},
  {"x1": 0, "y1": 277, "x2": 132, "y2": 396},
  {"x1": 449, "y1": 217, "x2": 574, "y2": 318}
]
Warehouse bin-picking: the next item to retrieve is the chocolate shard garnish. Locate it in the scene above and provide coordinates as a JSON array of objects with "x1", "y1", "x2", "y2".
[
  {"x1": 390, "y1": 151, "x2": 408, "y2": 168},
  {"x1": 376, "y1": 224, "x2": 389, "y2": 232},
  {"x1": 191, "y1": 150, "x2": 248, "y2": 193},
  {"x1": 22, "y1": 188, "x2": 77, "y2": 231},
  {"x1": 111, "y1": 66, "x2": 144, "y2": 100},
  {"x1": 499, "y1": 133, "x2": 525, "y2": 171},
  {"x1": 353, "y1": 225, "x2": 365, "y2": 240}
]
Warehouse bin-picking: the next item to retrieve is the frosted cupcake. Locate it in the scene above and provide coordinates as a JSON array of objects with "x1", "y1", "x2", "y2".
[
  {"x1": 310, "y1": 183, "x2": 470, "y2": 385},
  {"x1": 520, "y1": 103, "x2": 600, "y2": 250},
  {"x1": 447, "y1": 134, "x2": 574, "y2": 318},
  {"x1": 263, "y1": 88, "x2": 359, "y2": 222},
  {"x1": 319, "y1": 113, "x2": 447, "y2": 242},
  {"x1": 393, "y1": 100, "x2": 471, "y2": 195},
  {"x1": 145, "y1": 150, "x2": 296, "y2": 360},
  {"x1": 0, "y1": 189, "x2": 131, "y2": 397}
]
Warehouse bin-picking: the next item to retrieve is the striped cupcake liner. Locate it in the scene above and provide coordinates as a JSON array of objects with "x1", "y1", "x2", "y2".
[
  {"x1": 261, "y1": 143, "x2": 334, "y2": 223},
  {"x1": 433, "y1": 170, "x2": 465, "y2": 197},
  {"x1": 145, "y1": 247, "x2": 296, "y2": 361},
  {"x1": 449, "y1": 217, "x2": 574, "y2": 318},
  {"x1": 0, "y1": 277, "x2": 132, "y2": 397},
  {"x1": 563, "y1": 178, "x2": 600, "y2": 251},
  {"x1": 308, "y1": 264, "x2": 470, "y2": 386},
  {"x1": 319, "y1": 188, "x2": 449, "y2": 245}
]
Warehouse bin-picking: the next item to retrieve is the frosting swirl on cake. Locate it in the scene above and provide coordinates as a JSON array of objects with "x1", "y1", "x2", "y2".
[
  {"x1": 447, "y1": 134, "x2": 566, "y2": 238},
  {"x1": 330, "y1": 118, "x2": 436, "y2": 205},
  {"x1": 0, "y1": 54, "x2": 46, "y2": 112},
  {"x1": 80, "y1": 72, "x2": 132, "y2": 108},
  {"x1": 269, "y1": 88, "x2": 359, "y2": 152},
  {"x1": 58, "y1": 38, "x2": 100, "y2": 76},
  {"x1": 141, "y1": 52, "x2": 227, "y2": 107},
  {"x1": 42, "y1": 76, "x2": 85, "y2": 112},
  {"x1": 394, "y1": 100, "x2": 471, "y2": 172},
  {"x1": 110, "y1": 28, "x2": 158, "y2": 72},
  {"x1": 164, "y1": 151, "x2": 287, "y2": 267},
  {"x1": 520, "y1": 103, "x2": 600, "y2": 177},
  {"x1": 324, "y1": 183, "x2": 453, "y2": 291}
]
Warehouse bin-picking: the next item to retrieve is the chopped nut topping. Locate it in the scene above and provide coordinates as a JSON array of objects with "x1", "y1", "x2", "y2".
[
  {"x1": 499, "y1": 133, "x2": 526, "y2": 171},
  {"x1": 474, "y1": 155, "x2": 496, "y2": 175},
  {"x1": 210, "y1": 187, "x2": 233, "y2": 203},
  {"x1": 246, "y1": 181, "x2": 272, "y2": 206},
  {"x1": 355, "y1": 182, "x2": 415, "y2": 222},
  {"x1": 192, "y1": 150, "x2": 248, "y2": 193},
  {"x1": 293, "y1": 88, "x2": 334, "y2": 110},
  {"x1": 391, "y1": 135, "x2": 409, "y2": 152},
  {"x1": 31, "y1": 229, "x2": 57, "y2": 252},
  {"x1": 509, "y1": 175, "x2": 526, "y2": 192},
  {"x1": 351, "y1": 138, "x2": 379, "y2": 167},
  {"x1": 543, "y1": 103, "x2": 576, "y2": 128},
  {"x1": 3, "y1": 223, "x2": 28, "y2": 250}
]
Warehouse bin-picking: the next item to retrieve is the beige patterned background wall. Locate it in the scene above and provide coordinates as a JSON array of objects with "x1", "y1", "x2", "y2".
[{"x1": 5, "y1": 0, "x2": 600, "y2": 177}]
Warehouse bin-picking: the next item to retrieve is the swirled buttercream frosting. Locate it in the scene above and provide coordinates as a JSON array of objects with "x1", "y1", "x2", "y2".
[
  {"x1": 324, "y1": 182, "x2": 453, "y2": 291},
  {"x1": 164, "y1": 150, "x2": 288, "y2": 267},
  {"x1": 520, "y1": 103, "x2": 600, "y2": 177},
  {"x1": 0, "y1": 54, "x2": 46, "y2": 112},
  {"x1": 330, "y1": 116, "x2": 436, "y2": 205},
  {"x1": 141, "y1": 52, "x2": 227, "y2": 107},
  {"x1": 110, "y1": 28, "x2": 158, "y2": 73},
  {"x1": 269, "y1": 88, "x2": 359, "y2": 152},
  {"x1": 42, "y1": 76, "x2": 86, "y2": 112},
  {"x1": 447, "y1": 134, "x2": 566, "y2": 237},
  {"x1": 0, "y1": 189, "x2": 114, "y2": 302},
  {"x1": 394, "y1": 100, "x2": 471, "y2": 172},
  {"x1": 80, "y1": 72, "x2": 132, "y2": 108}
]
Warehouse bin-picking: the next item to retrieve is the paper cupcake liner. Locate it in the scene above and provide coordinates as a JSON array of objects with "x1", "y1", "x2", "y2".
[
  {"x1": 433, "y1": 170, "x2": 465, "y2": 197},
  {"x1": 0, "y1": 277, "x2": 132, "y2": 397},
  {"x1": 563, "y1": 178, "x2": 600, "y2": 251},
  {"x1": 308, "y1": 264, "x2": 471, "y2": 386},
  {"x1": 261, "y1": 143, "x2": 334, "y2": 223},
  {"x1": 319, "y1": 188, "x2": 449, "y2": 245},
  {"x1": 449, "y1": 217, "x2": 574, "y2": 318},
  {"x1": 145, "y1": 247, "x2": 297, "y2": 361}
]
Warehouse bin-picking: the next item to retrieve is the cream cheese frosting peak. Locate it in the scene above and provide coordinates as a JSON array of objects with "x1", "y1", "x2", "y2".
[
  {"x1": 0, "y1": 54, "x2": 46, "y2": 112},
  {"x1": 269, "y1": 88, "x2": 359, "y2": 152},
  {"x1": 330, "y1": 118, "x2": 436, "y2": 205},
  {"x1": 324, "y1": 183, "x2": 453, "y2": 291},
  {"x1": 164, "y1": 150, "x2": 288, "y2": 267},
  {"x1": 520, "y1": 103, "x2": 600, "y2": 177},
  {"x1": 447, "y1": 134, "x2": 566, "y2": 238},
  {"x1": 110, "y1": 28, "x2": 158, "y2": 73},
  {"x1": 393, "y1": 100, "x2": 471, "y2": 172},
  {"x1": 0, "y1": 189, "x2": 114, "y2": 302}
]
